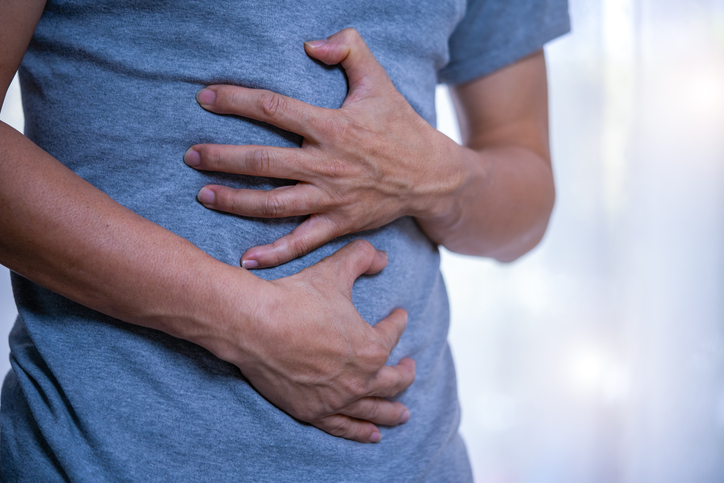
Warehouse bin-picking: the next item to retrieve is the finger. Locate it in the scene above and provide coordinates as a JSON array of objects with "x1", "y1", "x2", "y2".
[
  {"x1": 196, "y1": 85, "x2": 326, "y2": 139},
  {"x1": 184, "y1": 144, "x2": 316, "y2": 181},
  {"x1": 367, "y1": 357, "x2": 416, "y2": 399},
  {"x1": 314, "y1": 414, "x2": 382, "y2": 444},
  {"x1": 373, "y1": 308, "x2": 408, "y2": 354},
  {"x1": 241, "y1": 214, "x2": 350, "y2": 269},
  {"x1": 303, "y1": 239, "x2": 388, "y2": 287},
  {"x1": 197, "y1": 183, "x2": 321, "y2": 218},
  {"x1": 304, "y1": 28, "x2": 392, "y2": 103},
  {"x1": 340, "y1": 397, "x2": 410, "y2": 427}
]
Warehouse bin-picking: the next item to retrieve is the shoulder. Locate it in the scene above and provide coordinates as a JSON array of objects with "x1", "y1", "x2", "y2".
[{"x1": 439, "y1": 0, "x2": 570, "y2": 85}]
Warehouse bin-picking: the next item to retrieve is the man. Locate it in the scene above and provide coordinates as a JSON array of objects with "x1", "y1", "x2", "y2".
[{"x1": 0, "y1": 0, "x2": 569, "y2": 480}]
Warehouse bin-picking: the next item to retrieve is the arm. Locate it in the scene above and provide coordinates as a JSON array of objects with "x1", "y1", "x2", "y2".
[
  {"x1": 188, "y1": 29, "x2": 554, "y2": 267},
  {"x1": 417, "y1": 49, "x2": 554, "y2": 262},
  {"x1": 0, "y1": 3, "x2": 413, "y2": 443}
]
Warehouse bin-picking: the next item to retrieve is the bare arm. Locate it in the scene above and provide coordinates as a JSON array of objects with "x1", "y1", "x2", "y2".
[
  {"x1": 417, "y1": 50, "x2": 554, "y2": 262},
  {"x1": 0, "y1": 5, "x2": 413, "y2": 443}
]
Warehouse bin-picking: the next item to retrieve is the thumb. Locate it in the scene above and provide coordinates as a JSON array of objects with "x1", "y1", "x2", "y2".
[
  {"x1": 309, "y1": 240, "x2": 388, "y2": 291},
  {"x1": 304, "y1": 28, "x2": 392, "y2": 102},
  {"x1": 372, "y1": 308, "x2": 409, "y2": 357}
]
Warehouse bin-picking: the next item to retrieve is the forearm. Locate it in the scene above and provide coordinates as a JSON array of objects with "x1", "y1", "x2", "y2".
[
  {"x1": 415, "y1": 139, "x2": 554, "y2": 262},
  {"x1": 415, "y1": 50, "x2": 553, "y2": 262},
  {"x1": 0, "y1": 121, "x2": 257, "y2": 352}
]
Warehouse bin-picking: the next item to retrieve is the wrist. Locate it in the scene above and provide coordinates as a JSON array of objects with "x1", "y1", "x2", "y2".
[
  {"x1": 411, "y1": 133, "x2": 475, "y2": 220},
  {"x1": 413, "y1": 144, "x2": 490, "y2": 246},
  {"x1": 165, "y1": 260, "x2": 269, "y2": 368}
]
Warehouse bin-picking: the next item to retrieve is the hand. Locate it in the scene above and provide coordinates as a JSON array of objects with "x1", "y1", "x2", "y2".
[
  {"x1": 184, "y1": 28, "x2": 463, "y2": 268},
  {"x1": 214, "y1": 239, "x2": 415, "y2": 443}
]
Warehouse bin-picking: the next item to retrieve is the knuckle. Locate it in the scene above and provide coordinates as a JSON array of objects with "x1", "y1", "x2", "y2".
[
  {"x1": 262, "y1": 193, "x2": 286, "y2": 217},
  {"x1": 341, "y1": 28, "x2": 361, "y2": 43},
  {"x1": 249, "y1": 148, "x2": 273, "y2": 176},
  {"x1": 328, "y1": 419, "x2": 351, "y2": 437},
  {"x1": 354, "y1": 382, "x2": 369, "y2": 399},
  {"x1": 259, "y1": 92, "x2": 286, "y2": 119},
  {"x1": 291, "y1": 398, "x2": 329, "y2": 422},
  {"x1": 325, "y1": 158, "x2": 348, "y2": 179},
  {"x1": 323, "y1": 116, "x2": 351, "y2": 142},
  {"x1": 325, "y1": 393, "x2": 347, "y2": 413},
  {"x1": 290, "y1": 235, "x2": 313, "y2": 258},
  {"x1": 364, "y1": 400, "x2": 380, "y2": 420},
  {"x1": 327, "y1": 217, "x2": 350, "y2": 239},
  {"x1": 371, "y1": 349, "x2": 389, "y2": 368},
  {"x1": 346, "y1": 376, "x2": 370, "y2": 398},
  {"x1": 360, "y1": 340, "x2": 388, "y2": 367},
  {"x1": 351, "y1": 239, "x2": 375, "y2": 257}
]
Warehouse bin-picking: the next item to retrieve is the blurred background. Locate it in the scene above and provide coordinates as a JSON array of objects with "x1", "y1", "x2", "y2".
[{"x1": 2, "y1": 0, "x2": 724, "y2": 481}]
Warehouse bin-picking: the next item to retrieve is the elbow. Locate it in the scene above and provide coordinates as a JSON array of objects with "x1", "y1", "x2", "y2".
[
  {"x1": 428, "y1": 161, "x2": 557, "y2": 262},
  {"x1": 458, "y1": 181, "x2": 555, "y2": 263},
  {"x1": 492, "y1": 187, "x2": 555, "y2": 263},
  {"x1": 492, "y1": 222, "x2": 549, "y2": 263}
]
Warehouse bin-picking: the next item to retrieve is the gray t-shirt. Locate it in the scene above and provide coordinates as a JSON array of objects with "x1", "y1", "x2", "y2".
[{"x1": 1, "y1": 0, "x2": 569, "y2": 480}]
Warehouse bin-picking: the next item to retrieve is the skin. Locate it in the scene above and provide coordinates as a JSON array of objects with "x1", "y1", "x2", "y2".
[
  {"x1": 186, "y1": 29, "x2": 554, "y2": 268},
  {"x1": 0, "y1": 3, "x2": 553, "y2": 447}
]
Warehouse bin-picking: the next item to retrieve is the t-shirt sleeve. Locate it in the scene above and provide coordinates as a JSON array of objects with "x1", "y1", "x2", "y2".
[{"x1": 437, "y1": 0, "x2": 570, "y2": 85}]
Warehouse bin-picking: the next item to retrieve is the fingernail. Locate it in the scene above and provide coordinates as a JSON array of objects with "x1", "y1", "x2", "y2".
[
  {"x1": 398, "y1": 409, "x2": 410, "y2": 424},
  {"x1": 305, "y1": 39, "x2": 327, "y2": 48},
  {"x1": 197, "y1": 88, "x2": 216, "y2": 106},
  {"x1": 377, "y1": 250, "x2": 388, "y2": 260},
  {"x1": 369, "y1": 431, "x2": 382, "y2": 443},
  {"x1": 184, "y1": 148, "x2": 200, "y2": 167},
  {"x1": 197, "y1": 187, "x2": 215, "y2": 205},
  {"x1": 241, "y1": 259, "x2": 259, "y2": 269}
]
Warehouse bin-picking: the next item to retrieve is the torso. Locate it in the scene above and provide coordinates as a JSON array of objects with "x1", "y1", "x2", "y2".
[{"x1": 2, "y1": 1, "x2": 473, "y2": 480}]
